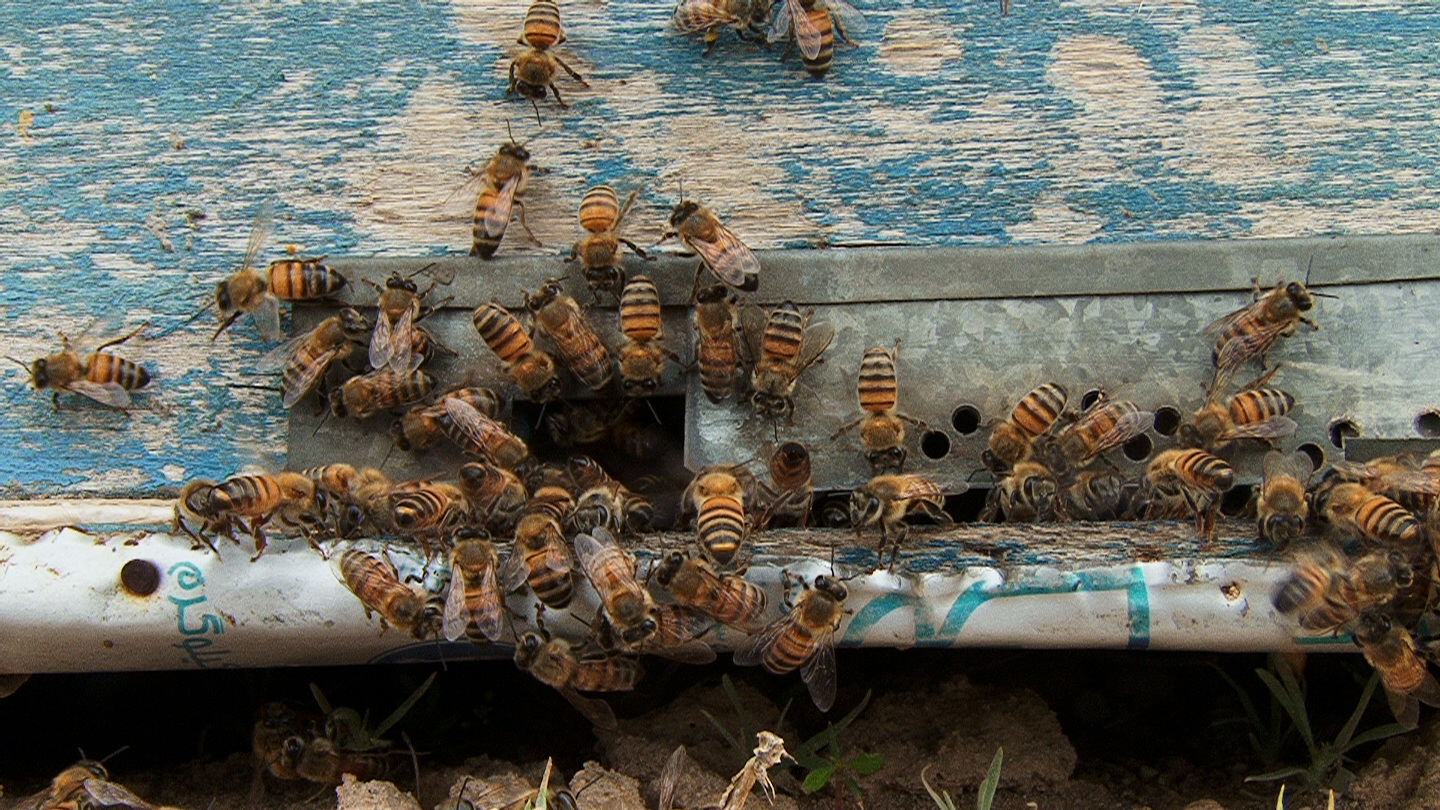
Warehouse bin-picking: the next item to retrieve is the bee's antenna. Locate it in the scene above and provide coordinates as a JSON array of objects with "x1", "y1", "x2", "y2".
[
  {"x1": 98, "y1": 745, "x2": 130, "y2": 764},
  {"x1": 1304, "y1": 255, "x2": 1314, "y2": 286},
  {"x1": 4, "y1": 355, "x2": 31, "y2": 371},
  {"x1": 643, "y1": 397, "x2": 662, "y2": 426},
  {"x1": 529, "y1": 97, "x2": 543, "y2": 129}
]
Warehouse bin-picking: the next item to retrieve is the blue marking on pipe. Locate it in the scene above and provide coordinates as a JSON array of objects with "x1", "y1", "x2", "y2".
[{"x1": 1127, "y1": 566, "x2": 1151, "y2": 650}]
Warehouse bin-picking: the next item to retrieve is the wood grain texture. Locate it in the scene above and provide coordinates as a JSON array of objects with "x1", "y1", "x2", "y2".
[{"x1": 0, "y1": 0, "x2": 1438, "y2": 495}]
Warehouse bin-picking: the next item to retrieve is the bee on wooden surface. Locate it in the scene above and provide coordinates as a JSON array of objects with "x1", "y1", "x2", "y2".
[
  {"x1": 769, "y1": 0, "x2": 864, "y2": 78},
  {"x1": 367, "y1": 268, "x2": 453, "y2": 374},
  {"x1": 1257, "y1": 451, "x2": 1314, "y2": 549},
  {"x1": 1142, "y1": 449, "x2": 1235, "y2": 544},
  {"x1": 459, "y1": 462, "x2": 529, "y2": 530},
  {"x1": 980, "y1": 461, "x2": 1059, "y2": 523},
  {"x1": 1040, "y1": 395, "x2": 1153, "y2": 474},
  {"x1": 595, "y1": 603, "x2": 718, "y2": 664},
  {"x1": 571, "y1": 185, "x2": 648, "y2": 300},
  {"x1": 10, "y1": 322, "x2": 153, "y2": 411},
  {"x1": 514, "y1": 629, "x2": 641, "y2": 730},
  {"x1": 213, "y1": 203, "x2": 347, "y2": 342},
  {"x1": 258, "y1": 307, "x2": 371, "y2": 409},
  {"x1": 831, "y1": 341, "x2": 922, "y2": 474},
  {"x1": 519, "y1": 0, "x2": 565, "y2": 49},
  {"x1": 670, "y1": 0, "x2": 771, "y2": 55},
  {"x1": 302, "y1": 463, "x2": 361, "y2": 499},
  {"x1": 567, "y1": 455, "x2": 654, "y2": 535},
  {"x1": 684, "y1": 466, "x2": 753, "y2": 568},
  {"x1": 208, "y1": 472, "x2": 320, "y2": 560},
  {"x1": 1272, "y1": 544, "x2": 1411, "y2": 634},
  {"x1": 849, "y1": 473, "x2": 955, "y2": 569},
  {"x1": 527, "y1": 278, "x2": 615, "y2": 392},
  {"x1": 760, "y1": 441, "x2": 814, "y2": 528},
  {"x1": 471, "y1": 139, "x2": 536, "y2": 259},
  {"x1": 501, "y1": 486, "x2": 577, "y2": 609},
  {"x1": 1322, "y1": 455, "x2": 1440, "y2": 516},
  {"x1": 329, "y1": 368, "x2": 435, "y2": 420},
  {"x1": 1353, "y1": 610, "x2": 1440, "y2": 728},
  {"x1": 295, "y1": 737, "x2": 391, "y2": 786},
  {"x1": 390, "y1": 481, "x2": 469, "y2": 537},
  {"x1": 13, "y1": 759, "x2": 156, "y2": 810},
  {"x1": 336, "y1": 467, "x2": 398, "y2": 537},
  {"x1": 662, "y1": 199, "x2": 760, "y2": 292},
  {"x1": 443, "y1": 532, "x2": 508, "y2": 644},
  {"x1": 1204, "y1": 277, "x2": 1323, "y2": 388},
  {"x1": 336, "y1": 548, "x2": 436, "y2": 638},
  {"x1": 1316, "y1": 481, "x2": 1421, "y2": 549},
  {"x1": 509, "y1": 47, "x2": 588, "y2": 114},
  {"x1": 743, "y1": 301, "x2": 835, "y2": 422},
  {"x1": 443, "y1": 396, "x2": 533, "y2": 471},
  {"x1": 655, "y1": 551, "x2": 768, "y2": 632},
  {"x1": 575, "y1": 526, "x2": 658, "y2": 646},
  {"x1": 693, "y1": 283, "x2": 743, "y2": 403},
  {"x1": 982, "y1": 382, "x2": 1068, "y2": 475},
  {"x1": 1180, "y1": 378, "x2": 1297, "y2": 452},
  {"x1": 473, "y1": 300, "x2": 561, "y2": 402},
  {"x1": 1059, "y1": 469, "x2": 1134, "y2": 522},
  {"x1": 734, "y1": 574, "x2": 847, "y2": 712},
  {"x1": 617, "y1": 275, "x2": 678, "y2": 396},
  {"x1": 390, "y1": 386, "x2": 502, "y2": 453}
]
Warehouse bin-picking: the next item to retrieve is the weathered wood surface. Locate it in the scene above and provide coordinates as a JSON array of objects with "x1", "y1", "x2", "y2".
[{"x1": 1, "y1": 0, "x2": 1439, "y2": 496}]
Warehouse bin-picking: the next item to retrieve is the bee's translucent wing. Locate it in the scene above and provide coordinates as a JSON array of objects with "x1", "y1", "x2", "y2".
[
  {"x1": 68, "y1": 380, "x2": 133, "y2": 409},
  {"x1": 481, "y1": 176, "x2": 521, "y2": 239},
  {"x1": 1262, "y1": 450, "x2": 1314, "y2": 484},
  {"x1": 799, "y1": 628, "x2": 838, "y2": 712},
  {"x1": 689, "y1": 225, "x2": 760, "y2": 290},
  {"x1": 474, "y1": 559, "x2": 507, "y2": 641},
  {"x1": 253, "y1": 294, "x2": 282, "y2": 342},
  {"x1": 280, "y1": 346, "x2": 339, "y2": 409},
  {"x1": 558, "y1": 685, "x2": 618, "y2": 731},
  {"x1": 732, "y1": 611, "x2": 797, "y2": 668},
  {"x1": 795, "y1": 319, "x2": 836, "y2": 373},
  {"x1": 241, "y1": 200, "x2": 275, "y2": 274},
  {"x1": 1220, "y1": 415, "x2": 1298, "y2": 442},
  {"x1": 442, "y1": 570, "x2": 469, "y2": 642}
]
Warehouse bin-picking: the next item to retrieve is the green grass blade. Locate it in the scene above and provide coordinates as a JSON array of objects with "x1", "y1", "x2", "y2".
[
  {"x1": 1343, "y1": 722, "x2": 1410, "y2": 751},
  {"x1": 792, "y1": 690, "x2": 873, "y2": 765},
  {"x1": 977, "y1": 747, "x2": 1003, "y2": 810},
  {"x1": 374, "y1": 672, "x2": 436, "y2": 738},
  {"x1": 721, "y1": 675, "x2": 753, "y2": 749},
  {"x1": 1333, "y1": 671, "x2": 1380, "y2": 750},
  {"x1": 920, "y1": 765, "x2": 959, "y2": 810},
  {"x1": 1256, "y1": 668, "x2": 1315, "y2": 752},
  {"x1": 700, "y1": 709, "x2": 741, "y2": 755},
  {"x1": 1273, "y1": 657, "x2": 1315, "y2": 750}
]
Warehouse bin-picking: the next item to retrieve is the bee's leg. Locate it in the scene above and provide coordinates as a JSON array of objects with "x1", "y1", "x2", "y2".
[
  {"x1": 835, "y1": 15, "x2": 858, "y2": 46},
  {"x1": 702, "y1": 28, "x2": 721, "y2": 56},
  {"x1": 513, "y1": 200, "x2": 544, "y2": 247},
  {"x1": 620, "y1": 238, "x2": 652, "y2": 260},
  {"x1": 547, "y1": 83, "x2": 570, "y2": 109},
  {"x1": 830, "y1": 416, "x2": 864, "y2": 440},
  {"x1": 551, "y1": 55, "x2": 588, "y2": 87},
  {"x1": 96, "y1": 321, "x2": 150, "y2": 351},
  {"x1": 51, "y1": 392, "x2": 62, "y2": 411},
  {"x1": 249, "y1": 517, "x2": 271, "y2": 562},
  {"x1": 1300, "y1": 316, "x2": 1320, "y2": 331}
]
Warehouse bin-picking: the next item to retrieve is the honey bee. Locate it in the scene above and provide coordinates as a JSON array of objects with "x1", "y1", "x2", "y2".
[
  {"x1": 1323, "y1": 455, "x2": 1440, "y2": 515},
  {"x1": 1142, "y1": 449, "x2": 1236, "y2": 544},
  {"x1": 258, "y1": 307, "x2": 371, "y2": 409},
  {"x1": 760, "y1": 441, "x2": 814, "y2": 528},
  {"x1": 617, "y1": 275, "x2": 677, "y2": 396},
  {"x1": 471, "y1": 139, "x2": 536, "y2": 259},
  {"x1": 571, "y1": 185, "x2": 648, "y2": 299},
  {"x1": 390, "y1": 386, "x2": 503, "y2": 453},
  {"x1": 1041, "y1": 395, "x2": 1153, "y2": 473},
  {"x1": 982, "y1": 382, "x2": 1069, "y2": 475},
  {"x1": 1180, "y1": 379, "x2": 1297, "y2": 452},
  {"x1": 443, "y1": 532, "x2": 508, "y2": 644},
  {"x1": 519, "y1": 0, "x2": 565, "y2": 49},
  {"x1": 684, "y1": 466, "x2": 753, "y2": 568},
  {"x1": 1058, "y1": 469, "x2": 1134, "y2": 522},
  {"x1": 250, "y1": 703, "x2": 311, "y2": 796},
  {"x1": 1353, "y1": 610, "x2": 1440, "y2": 729},
  {"x1": 303, "y1": 463, "x2": 362, "y2": 499},
  {"x1": 1257, "y1": 451, "x2": 1314, "y2": 549},
  {"x1": 501, "y1": 486, "x2": 577, "y2": 609},
  {"x1": 575, "y1": 526, "x2": 658, "y2": 646},
  {"x1": 1317, "y1": 482, "x2": 1421, "y2": 549},
  {"x1": 980, "y1": 461, "x2": 1059, "y2": 523},
  {"x1": 509, "y1": 47, "x2": 588, "y2": 113},
  {"x1": 443, "y1": 396, "x2": 533, "y2": 470},
  {"x1": 655, "y1": 551, "x2": 768, "y2": 632},
  {"x1": 1203, "y1": 277, "x2": 1322, "y2": 386},
  {"x1": 567, "y1": 455, "x2": 654, "y2": 535},
  {"x1": 595, "y1": 603, "x2": 718, "y2": 664},
  {"x1": 295, "y1": 737, "x2": 391, "y2": 786},
  {"x1": 390, "y1": 481, "x2": 469, "y2": 537},
  {"x1": 472, "y1": 300, "x2": 561, "y2": 402},
  {"x1": 367, "y1": 269, "x2": 449, "y2": 374},
  {"x1": 329, "y1": 368, "x2": 436, "y2": 419},
  {"x1": 670, "y1": 0, "x2": 771, "y2": 55},
  {"x1": 14, "y1": 759, "x2": 155, "y2": 810},
  {"x1": 213, "y1": 203, "x2": 347, "y2": 341},
  {"x1": 527, "y1": 278, "x2": 615, "y2": 392},
  {"x1": 849, "y1": 473, "x2": 955, "y2": 569},
  {"x1": 769, "y1": 0, "x2": 864, "y2": 78},
  {"x1": 831, "y1": 342, "x2": 922, "y2": 474},
  {"x1": 208, "y1": 472, "x2": 319, "y2": 560},
  {"x1": 1272, "y1": 544, "x2": 1410, "y2": 634},
  {"x1": 336, "y1": 548, "x2": 436, "y2": 638},
  {"x1": 458, "y1": 462, "x2": 529, "y2": 530},
  {"x1": 734, "y1": 574, "x2": 848, "y2": 712},
  {"x1": 693, "y1": 283, "x2": 743, "y2": 403},
  {"x1": 513, "y1": 629, "x2": 641, "y2": 730},
  {"x1": 9, "y1": 322, "x2": 152, "y2": 410},
  {"x1": 336, "y1": 467, "x2": 397, "y2": 537},
  {"x1": 662, "y1": 199, "x2": 760, "y2": 292},
  {"x1": 743, "y1": 301, "x2": 835, "y2": 422}
]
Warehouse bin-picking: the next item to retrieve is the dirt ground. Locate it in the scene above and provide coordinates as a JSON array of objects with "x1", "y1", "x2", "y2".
[{"x1": 1, "y1": 651, "x2": 1437, "y2": 810}]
